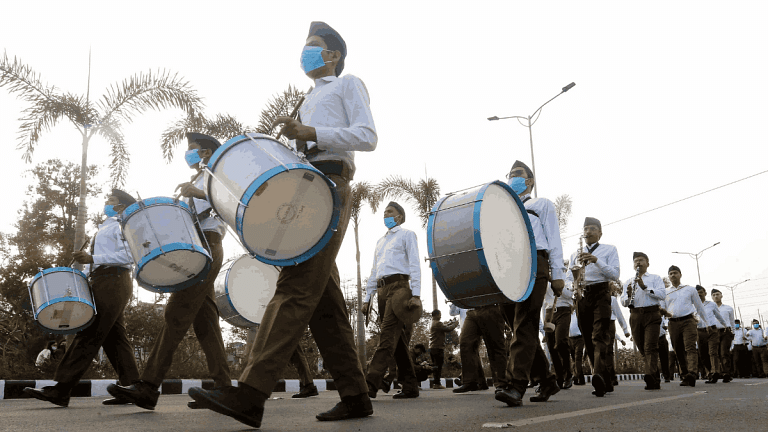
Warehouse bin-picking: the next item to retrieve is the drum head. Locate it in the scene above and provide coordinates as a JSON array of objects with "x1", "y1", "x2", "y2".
[
  {"x1": 38, "y1": 300, "x2": 94, "y2": 332},
  {"x1": 221, "y1": 255, "x2": 279, "y2": 327},
  {"x1": 138, "y1": 248, "x2": 210, "y2": 288},
  {"x1": 478, "y1": 183, "x2": 535, "y2": 302},
  {"x1": 240, "y1": 169, "x2": 334, "y2": 262}
]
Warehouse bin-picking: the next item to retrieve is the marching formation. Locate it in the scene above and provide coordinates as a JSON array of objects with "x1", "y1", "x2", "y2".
[{"x1": 18, "y1": 20, "x2": 762, "y2": 431}]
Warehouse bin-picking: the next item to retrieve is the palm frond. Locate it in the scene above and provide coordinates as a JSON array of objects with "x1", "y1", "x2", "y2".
[
  {"x1": 0, "y1": 52, "x2": 57, "y2": 102},
  {"x1": 96, "y1": 120, "x2": 130, "y2": 188},
  {"x1": 377, "y1": 175, "x2": 441, "y2": 229},
  {"x1": 205, "y1": 113, "x2": 249, "y2": 140},
  {"x1": 16, "y1": 93, "x2": 93, "y2": 163},
  {"x1": 160, "y1": 109, "x2": 207, "y2": 163},
  {"x1": 350, "y1": 181, "x2": 382, "y2": 222},
  {"x1": 98, "y1": 69, "x2": 203, "y2": 125},
  {"x1": 255, "y1": 84, "x2": 305, "y2": 145}
]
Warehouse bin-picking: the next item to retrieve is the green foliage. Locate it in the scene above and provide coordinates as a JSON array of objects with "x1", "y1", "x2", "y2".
[{"x1": 376, "y1": 175, "x2": 440, "y2": 229}]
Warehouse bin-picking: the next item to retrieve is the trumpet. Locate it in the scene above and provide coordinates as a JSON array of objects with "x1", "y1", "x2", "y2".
[{"x1": 571, "y1": 235, "x2": 588, "y2": 301}]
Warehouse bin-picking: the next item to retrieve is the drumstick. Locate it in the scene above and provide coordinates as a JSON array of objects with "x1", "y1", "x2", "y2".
[
  {"x1": 275, "y1": 86, "x2": 313, "y2": 140},
  {"x1": 69, "y1": 238, "x2": 90, "y2": 267}
]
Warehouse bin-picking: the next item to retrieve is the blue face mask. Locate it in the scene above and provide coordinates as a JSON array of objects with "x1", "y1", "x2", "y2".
[
  {"x1": 754, "y1": 324, "x2": 760, "y2": 329},
  {"x1": 104, "y1": 205, "x2": 118, "y2": 218},
  {"x1": 300, "y1": 46, "x2": 330, "y2": 73},
  {"x1": 508, "y1": 177, "x2": 528, "y2": 195},
  {"x1": 735, "y1": 324, "x2": 740, "y2": 329},
  {"x1": 185, "y1": 149, "x2": 202, "y2": 168},
  {"x1": 384, "y1": 217, "x2": 397, "y2": 229}
]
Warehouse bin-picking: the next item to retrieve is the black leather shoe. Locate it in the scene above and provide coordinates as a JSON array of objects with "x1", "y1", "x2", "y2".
[
  {"x1": 188, "y1": 385, "x2": 264, "y2": 428},
  {"x1": 705, "y1": 373, "x2": 721, "y2": 384},
  {"x1": 612, "y1": 378, "x2": 619, "y2": 386},
  {"x1": 107, "y1": 381, "x2": 159, "y2": 411},
  {"x1": 643, "y1": 374, "x2": 661, "y2": 390},
  {"x1": 685, "y1": 373, "x2": 697, "y2": 387},
  {"x1": 187, "y1": 401, "x2": 202, "y2": 409},
  {"x1": 722, "y1": 374, "x2": 732, "y2": 383},
  {"x1": 591, "y1": 375, "x2": 606, "y2": 397},
  {"x1": 392, "y1": 390, "x2": 419, "y2": 399},
  {"x1": 530, "y1": 380, "x2": 560, "y2": 402},
  {"x1": 452, "y1": 382, "x2": 479, "y2": 393},
  {"x1": 102, "y1": 397, "x2": 132, "y2": 406},
  {"x1": 293, "y1": 384, "x2": 319, "y2": 398},
  {"x1": 316, "y1": 394, "x2": 373, "y2": 421},
  {"x1": 23, "y1": 386, "x2": 69, "y2": 407},
  {"x1": 495, "y1": 387, "x2": 523, "y2": 407},
  {"x1": 561, "y1": 375, "x2": 574, "y2": 390},
  {"x1": 574, "y1": 376, "x2": 586, "y2": 386},
  {"x1": 478, "y1": 380, "x2": 490, "y2": 391},
  {"x1": 381, "y1": 375, "x2": 392, "y2": 394},
  {"x1": 453, "y1": 378, "x2": 462, "y2": 386}
]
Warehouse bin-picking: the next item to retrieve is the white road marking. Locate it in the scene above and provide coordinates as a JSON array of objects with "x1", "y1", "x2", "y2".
[{"x1": 483, "y1": 392, "x2": 703, "y2": 428}]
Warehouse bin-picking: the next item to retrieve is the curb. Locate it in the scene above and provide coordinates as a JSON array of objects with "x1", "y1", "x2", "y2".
[{"x1": 0, "y1": 374, "x2": 651, "y2": 400}]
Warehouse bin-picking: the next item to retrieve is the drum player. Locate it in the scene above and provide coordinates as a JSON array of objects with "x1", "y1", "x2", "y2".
[
  {"x1": 495, "y1": 160, "x2": 566, "y2": 407},
  {"x1": 24, "y1": 190, "x2": 141, "y2": 407},
  {"x1": 188, "y1": 21, "x2": 376, "y2": 429},
  {"x1": 108, "y1": 132, "x2": 231, "y2": 410}
]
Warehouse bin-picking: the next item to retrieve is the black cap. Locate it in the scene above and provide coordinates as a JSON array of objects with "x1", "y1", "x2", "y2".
[
  {"x1": 584, "y1": 217, "x2": 601, "y2": 229},
  {"x1": 668, "y1": 265, "x2": 681, "y2": 274},
  {"x1": 110, "y1": 189, "x2": 136, "y2": 207},
  {"x1": 387, "y1": 201, "x2": 406, "y2": 223},
  {"x1": 308, "y1": 21, "x2": 346, "y2": 76},
  {"x1": 633, "y1": 252, "x2": 649, "y2": 261},
  {"x1": 510, "y1": 160, "x2": 534, "y2": 179},
  {"x1": 696, "y1": 285, "x2": 706, "y2": 292},
  {"x1": 711, "y1": 288, "x2": 722, "y2": 295},
  {"x1": 186, "y1": 132, "x2": 221, "y2": 152}
]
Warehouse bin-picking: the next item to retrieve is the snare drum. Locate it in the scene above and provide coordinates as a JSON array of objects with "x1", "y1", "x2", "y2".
[
  {"x1": 426, "y1": 181, "x2": 537, "y2": 309},
  {"x1": 214, "y1": 254, "x2": 279, "y2": 328},
  {"x1": 205, "y1": 133, "x2": 340, "y2": 266},
  {"x1": 121, "y1": 197, "x2": 212, "y2": 293},
  {"x1": 28, "y1": 267, "x2": 95, "y2": 334}
]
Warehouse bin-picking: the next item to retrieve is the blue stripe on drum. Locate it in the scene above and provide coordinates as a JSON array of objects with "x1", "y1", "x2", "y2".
[
  {"x1": 494, "y1": 180, "x2": 537, "y2": 302},
  {"x1": 235, "y1": 163, "x2": 341, "y2": 267},
  {"x1": 122, "y1": 196, "x2": 191, "y2": 220},
  {"x1": 135, "y1": 242, "x2": 212, "y2": 293},
  {"x1": 34, "y1": 296, "x2": 96, "y2": 335},
  {"x1": 29, "y1": 267, "x2": 88, "y2": 288},
  {"x1": 427, "y1": 195, "x2": 450, "y2": 297}
]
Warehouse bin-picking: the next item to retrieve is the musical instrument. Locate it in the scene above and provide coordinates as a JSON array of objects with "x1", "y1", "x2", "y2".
[
  {"x1": 214, "y1": 254, "x2": 279, "y2": 328},
  {"x1": 426, "y1": 180, "x2": 537, "y2": 309},
  {"x1": 28, "y1": 267, "x2": 96, "y2": 334},
  {"x1": 571, "y1": 235, "x2": 588, "y2": 301},
  {"x1": 204, "y1": 133, "x2": 340, "y2": 266},
  {"x1": 628, "y1": 266, "x2": 640, "y2": 306},
  {"x1": 121, "y1": 197, "x2": 212, "y2": 293},
  {"x1": 275, "y1": 86, "x2": 313, "y2": 141}
]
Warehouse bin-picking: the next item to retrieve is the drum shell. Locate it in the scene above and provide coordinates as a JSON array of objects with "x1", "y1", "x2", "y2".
[
  {"x1": 29, "y1": 267, "x2": 95, "y2": 335},
  {"x1": 121, "y1": 197, "x2": 212, "y2": 293},
  {"x1": 214, "y1": 255, "x2": 279, "y2": 328},
  {"x1": 205, "y1": 133, "x2": 341, "y2": 266},
  {"x1": 427, "y1": 181, "x2": 537, "y2": 309}
]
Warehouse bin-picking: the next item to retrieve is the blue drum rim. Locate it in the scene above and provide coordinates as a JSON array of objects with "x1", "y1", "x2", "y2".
[
  {"x1": 427, "y1": 195, "x2": 451, "y2": 299},
  {"x1": 234, "y1": 163, "x2": 341, "y2": 267},
  {"x1": 207, "y1": 133, "x2": 279, "y2": 170},
  {"x1": 122, "y1": 197, "x2": 191, "y2": 223},
  {"x1": 34, "y1": 296, "x2": 96, "y2": 335},
  {"x1": 29, "y1": 267, "x2": 88, "y2": 289},
  {"x1": 220, "y1": 259, "x2": 259, "y2": 328},
  {"x1": 135, "y1": 242, "x2": 212, "y2": 293}
]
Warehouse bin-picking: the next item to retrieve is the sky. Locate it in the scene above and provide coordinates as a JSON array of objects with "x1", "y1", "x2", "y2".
[{"x1": 2, "y1": 1, "x2": 768, "y2": 336}]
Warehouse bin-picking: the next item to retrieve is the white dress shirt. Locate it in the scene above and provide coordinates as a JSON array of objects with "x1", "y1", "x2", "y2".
[
  {"x1": 732, "y1": 327, "x2": 750, "y2": 348},
  {"x1": 544, "y1": 282, "x2": 574, "y2": 309},
  {"x1": 620, "y1": 272, "x2": 666, "y2": 308},
  {"x1": 569, "y1": 310, "x2": 581, "y2": 337},
  {"x1": 90, "y1": 217, "x2": 133, "y2": 275},
  {"x1": 565, "y1": 243, "x2": 620, "y2": 286},
  {"x1": 449, "y1": 304, "x2": 467, "y2": 328},
  {"x1": 611, "y1": 297, "x2": 629, "y2": 335},
  {"x1": 517, "y1": 194, "x2": 566, "y2": 281},
  {"x1": 696, "y1": 301, "x2": 727, "y2": 329},
  {"x1": 364, "y1": 225, "x2": 421, "y2": 302},
  {"x1": 297, "y1": 74, "x2": 377, "y2": 178},
  {"x1": 748, "y1": 328, "x2": 767, "y2": 347},
  {"x1": 188, "y1": 172, "x2": 227, "y2": 237},
  {"x1": 717, "y1": 303, "x2": 735, "y2": 329},
  {"x1": 664, "y1": 284, "x2": 710, "y2": 326}
]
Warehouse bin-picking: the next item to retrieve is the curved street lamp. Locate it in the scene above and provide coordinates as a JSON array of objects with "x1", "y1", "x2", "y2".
[
  {"x1": 488, "y1": 82, "x2": 576, "y2": 197},
  {"x1": 672, "y1": 242, "x2": 720, "y2": 285},
  {"x1": 713, "y1": 279, "x2": 751, "y2": 324}
]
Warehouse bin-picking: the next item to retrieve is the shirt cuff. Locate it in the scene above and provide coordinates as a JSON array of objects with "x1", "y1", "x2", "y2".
[
  {"x1": 411, "y1": 284, "x2": 421, "y2": 297},
  {"x1": 306, "y1": 141, "x2": 318, "y2": 150},
  {"x1": 551, "y1": 267, "x2": 565, "y2": 281}
]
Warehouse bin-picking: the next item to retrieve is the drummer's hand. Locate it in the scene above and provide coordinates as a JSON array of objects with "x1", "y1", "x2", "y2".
[
  {"x1": 362, "y1": 302, "x2": 369, "y2": 315},
  {"x1": 624, "y1": 331, "x2": 631, "y2": 338},
  {"x1": 579, "y1": 252, "x2": 598, "y2": 264},
  {"x1": 273, "y1": 116, "x2": 317, "y2": 142},
  {"x1": 175, "y1": 182, "x2": 206, "y2": 199},
  {"x1": 551, "y1": 279, "x2": 565, "y2": 296},
  {"x1": 621, "y1": 340, "x2": 626, "y2": 346},
  {"x1": 73, "y1": 251, "x2": 94, "y2": 264},
  {"x1": 408, "y1": 296, "x2": 421, "y2": 310}
]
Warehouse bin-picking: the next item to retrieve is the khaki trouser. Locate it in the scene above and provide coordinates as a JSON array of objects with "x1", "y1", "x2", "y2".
[
  {"x1": 669, "y1": 316, "x2": 698, "y2": 377},
  {"x1": 460, "y1": 305, "x2": 508, "y2": 387},
  {"x1": 238, "y1": 174, "x2": 368, "y2": 398},
  {"x1": 629, "y1": 308, "x2": 662, "y2": 382}
]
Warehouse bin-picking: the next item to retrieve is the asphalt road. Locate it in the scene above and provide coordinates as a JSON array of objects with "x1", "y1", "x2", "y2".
[{"x1": 3, "y1": 378, "x2": 766, "y2": 431}]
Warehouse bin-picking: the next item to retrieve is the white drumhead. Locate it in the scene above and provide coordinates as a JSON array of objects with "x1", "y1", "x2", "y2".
[
  {"x1": 38, "y1": 301, "x2": 94, "y2": 331},
  {"x1": 479, "y1": 184, "x2": 533, "y2": 301},
  {"x1": 226, "y1": 255, "x2": 279, "y2": 325},
  {"x1": 138, "y1": 249, "x2": 210, "y2": 286},
  {"x1": 241, "y1": 169, "x2": 334, "y2": 260}
]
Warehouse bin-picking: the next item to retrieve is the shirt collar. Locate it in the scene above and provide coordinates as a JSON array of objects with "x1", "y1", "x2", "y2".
[
  {"x1": 314, "y1": 75, "x2": 338, "y2": 85},
  {"x1": 520, "y1": 193, "x2": 532, "y2": 202},
  {"x1": 100, "y1": 217, "x2": 118, "y2": 228},
  {"x1": 387, "y1": 225, "x2": 402, "y2": 234}
]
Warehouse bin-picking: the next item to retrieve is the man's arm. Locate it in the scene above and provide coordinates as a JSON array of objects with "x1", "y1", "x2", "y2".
[
  {"x1": 620, "y1": 279, "x2": 631, "y2": 307},
  {"x1": 313, "y1": 76, "x2": 378, "y2": 152},
  {"x1": 539, "y1": 199, "x2": 565, "y2": 281},
  {"x1": 593, "y1": 246, "x2": 620, "y2": 280},
  {"x1": 712, "y1": 305, "x2": 727, "y2": 328},
  {"x1": 92, "y1": 226, "x2": 133, "y2": 267},
  {"x1": 364, "y1": 243, "x2": 379, "y2": 303},
  {"x1": 646, "y1": 275, "x2": 666, "y2": 301},
  {"x1": 612, "y1": 298, "x2": 629, "y2": 334},
  {"x1": 691, "y1": 290, "x2": 711, "y2": 327},
  {"x1": 405, "y1": 230, "x2": 421, "y2": 297}
]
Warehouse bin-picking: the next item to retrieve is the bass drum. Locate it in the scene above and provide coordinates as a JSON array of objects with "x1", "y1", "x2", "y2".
[
  {"x1": 214, "y1": 254, "x2": 279, "y2": 328},
  {"x1": 426, "y1": 180, "x2": 537, "y2": 309}
]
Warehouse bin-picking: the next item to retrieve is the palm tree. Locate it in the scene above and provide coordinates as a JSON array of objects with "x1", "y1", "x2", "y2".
[
  {"x1": 376, "y1": 175, "x2": 441, "y2": 311},
  {"x1": 350, "y1": 181, "x2": 382, "y2": 367},
  {"x1": 554, "y1": 194, "x2": 573, "y2": 234},
  {"x1": 0, "y1": 51, "x2": 203, "y2": 268}
]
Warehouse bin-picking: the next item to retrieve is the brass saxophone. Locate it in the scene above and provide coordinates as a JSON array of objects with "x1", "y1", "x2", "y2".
[
  {"x1": 628, "y1": 266, "x2": 640, "y2": 306},
  {"x1": 571, "y1": 235, "x2": 588, "y2": 301}
]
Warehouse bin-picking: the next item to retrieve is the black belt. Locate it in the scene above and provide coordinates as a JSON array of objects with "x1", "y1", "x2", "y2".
[
  {"x1": 311, "y1": 161, "x2": 351, "y2": 181},
  {"x1": 670, "y1": 313, "x2": 693, "y2": 322},
  {"x1": 377, "y1": 274, "x2": 409, "y2": 288},
  {"x1": 629, "y1": 305, "x2": 660, "y2": 314},
  {"x1": 719, "y1": 328, "x2": 729, "y2": 333},
  {"x1": 584, "y1": 281, "x2": 609, "y2": 292},
  {"x1": 90, "y1": 266, "x2": 130, "y2": 278},
  {"x1": 536, "y1": 250, "x2": 549, "y2": 259}
]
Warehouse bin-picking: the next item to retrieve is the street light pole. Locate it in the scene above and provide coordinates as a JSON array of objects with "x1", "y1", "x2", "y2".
[
  {"x1": 488, "y1": 82, "x2": 575, "y2": 198},
  {"x1": 672, "y1": 241, "x2": 720, "y2": 285},
  {"x1": 713, "y1": 279, "x2": 750, "y2": 324}
]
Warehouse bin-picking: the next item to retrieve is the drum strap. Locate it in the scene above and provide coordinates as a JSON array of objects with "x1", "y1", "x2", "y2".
[{"x1": 521, "y1": 197, "x2": 540, "y2": 219}]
